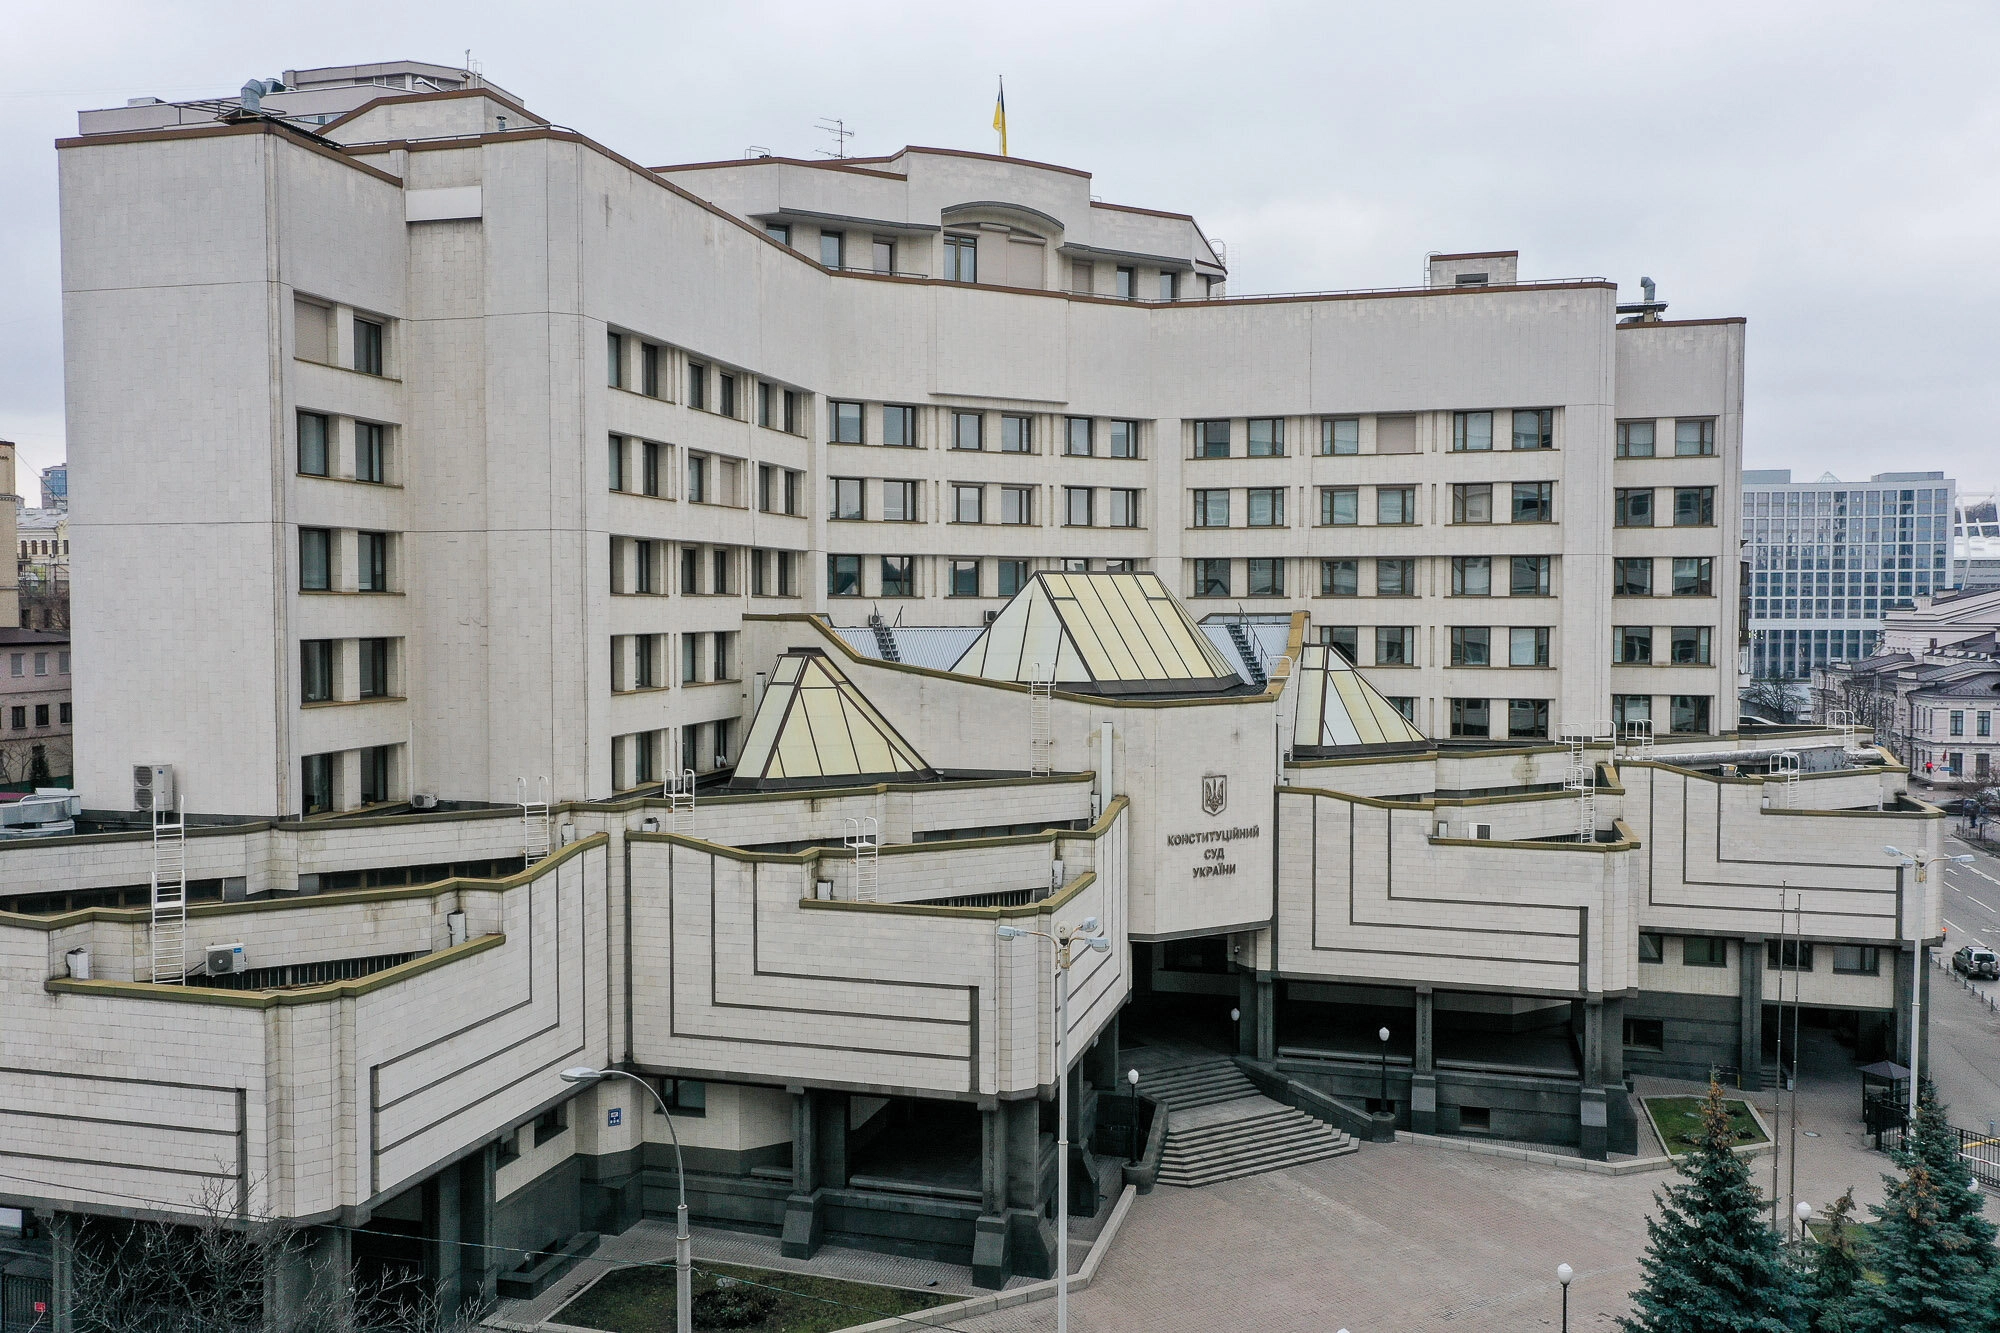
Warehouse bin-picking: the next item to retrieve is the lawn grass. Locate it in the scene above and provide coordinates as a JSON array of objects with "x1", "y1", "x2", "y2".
[
  {"x1": 1643, "y1": 1095, "x2": 1768, "y2": 1156},
  {"x1": 555, "y1": 1258, "x2": 953, "y2": 1333}
]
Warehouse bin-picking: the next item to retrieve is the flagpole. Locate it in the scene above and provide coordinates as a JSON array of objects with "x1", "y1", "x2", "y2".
[{"x1": 993, "y1": 76, "x2": 1007, "y2": 157}]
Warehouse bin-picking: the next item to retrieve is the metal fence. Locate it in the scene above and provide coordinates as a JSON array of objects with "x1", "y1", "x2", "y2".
[{"x1": 1872, "y1": 1119, "x2": 2000, "y2": 1192}]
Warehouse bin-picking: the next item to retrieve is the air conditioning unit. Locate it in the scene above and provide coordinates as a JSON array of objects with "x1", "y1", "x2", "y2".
[
  {"x1": 1051, "y1": 858, "x2": 1066, "y2": 888},
  {"x1": 446, "y1": 911, "x2": 468, "y2": 947},
  {"x1": 65, "y1": 948, "x2": 91, "y2": 980},
  {"x1": 410, "y1": 793, "x2": 439, "y2": 811},
  {"x1": 984, "y1": 609, "x2": 1000, "y2": 624},
  {"x1": 205, "y1": 942, "x2": 246, "y2": 976},
  {"x1": 1472, "y1": 823, "x2": 1493, "y2": 840},
  {"x1": 133, "y1": 763, "x2": 175, "y2": 812},
  {"x1": 640, "y1": 817, "x2": 661, "y2": 833},
  {"x1": 1435, "y1": 820, "x2": 1450, "y2": 838}
]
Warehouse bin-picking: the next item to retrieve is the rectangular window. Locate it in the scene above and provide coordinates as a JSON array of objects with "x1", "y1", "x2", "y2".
[
  {"x1": 944, "y1": 234, "x2": 979, "y2": 282},
  {"x1": 6, "y1": 707, "x2": 18, "y2": 729},
  {"x1": 1193, "y1": 489, "x2": 1231, "y2": 527},
  {"x1": 354, "y1": 531, "x2": 387, "y2": 592},
  {"x1": 1195, "y1": 559, "x2": 1231, "y2": 597},
  {"x1": 1065, "y1": 487, "x2": 1093, "y2": 527},
  {"x1": 1107, "y1": 489, "x2": 1140, "y2": 528},
  {"x1": 1109, "y1": 420, "x2": 1139, "y2": 458},
  {"x1": 1001, "y1": 486, "x2": 1034, "y2": 525},
  {"x1": 301, "y1": 640, "x2": 334, "y2": 703},
  {"x1": 998, "y1": 559, "x2": 1028, "y2": 596},
  {"x1": 1508, "y1": 699, "x2": 1549, "y2": 739},
  {"x1": 1615, "y1": 488, "x2": 1655, "y2": 527},
  {"x1": 1674, "y1": 419, "x2": 1716, "y2": 456},
  {"x1": 1511, "y1": 556, "x2": 1551, "y2": 596},
  {"x1": 1670, "y1": 626, "x2": 1713, "y2": 665},
  {"x1": 299, "y1": 528, "x2": 330, "y2": 591},
  {"x1": 1247, "y1": 487, "x2": 1284, "y2": 527},
  {"x1": 1616, "y1": 421, "x2": 1655, "y2": 457},
  {"x1": 828, "y1": 554, "x2": 860, "y2": 597},
  {"x1": 1450, "y1": 627, "x2": 1491, "y2": 667},
  {"x1": 832, "y1": 401, "x2": 863, "y2": 444},
  {"x1": 1452, "y1": 483, "x2": 1493, "y2": 524},
  {"x1": 1673, "y1": 486, "x2": 1716, "y2": 526},
  {"x1": 831, "y1": 477, "x2": 863, "y2": 520},
  {"x1": 679, "y1": 546, "x2": 698, "y2": 594},
  {"x1": 1159, "y1": 271, "x2": 1178, "y2": 301},
  {"x1": 1615, "y1": 626, "x2": 1653, "y2": 664},
  {"x1": 1511, "y1": 408, "x2": 1553, "y2": 451},
  {"x1": 1452, "y1": 411, "x2": 1494, "y2": 452},
  {"x1": 1450, "y1": 698, "x2": 1491, "y2": 737},
  {"x1": 1980, "y1": 712, "x2": 1993, "y2": 738},
  {"x1": 633, "y1": 634, "x2": 657, "y2": 688},
  {"x1": 867, "y1": 479, "x2": 909, "y2": 523},
  {"x1": 59, "y1": 701, "x2": 71, "y2": 725},
  {"x1": 1451, "y1": 556, "x2": 1491, "y2": 596},
  {"x1": 1638, "y1": 933, "x2": 1664, "y2": 964},
  {"x1": 294, "y1": 297, "x2": 331, "y2": 363},
  {"x1": 1375, "y1": 627, "x2": 1412, "y2": 666},
  {"x1": 719, "y1": 373, "x2": 737, "y2": 419},
  {"x1": 1324, "y1": 626, "x2": 1359, "y2": 664},
  {"x1": 608, "y1": 435, "x2": 626, "y2": 491},
  {"x1": 1116, "y1": 266, "x2": 1134, "y2": 300},
  {"x1": 1624, "y1": 1018, "x2": 1665, "y2": 1051},
  {"x1": 1614, "y1": 558, "x2": 1653, "y2": 597},
  {"x1": 714, "y1": 632, "x2": 732, "y2": 681},
  {"x1": 1196, "y1": 420, "x2": 1231, "y2": 458},
  {"x1": 1321, "y1": 487, "x2": 1359, "y2": 526},
  {"x1": 1832, "y1": 945, "x2": 1880, "y2": 975},
  {"x1": 784, "y1": 390, "x2": 802, "y2": 434},
  {"x1": 711, "y1": 548, "x2": 731, "y2": 595},
  {"x1": 1066, "y1": 417, "x2": 1093, "y2": 456},
  {"x1": 1248, "y1": 558, "x2": 1284, "y2": 597},
  {"x1": 1247, "y1": 418, "x2": 1284, "y2": 457},
  {"x1": 1377, "y1": 487, "x2": 1416, "y2": 525},
  {"x1": 354, "y1": 317, "x2": 384, "y2": 376},
  {"x1": 953, "y1": 412, "x2": 983, "y2": 451},
  {"x1": 355, "y1": 421, "x2": 385, "y2": 483},
  {"x1": 954, "y1": 484, "x2": 984, "y2": 524},
  {"x1": 359, "y1": 637, "x2": 390, "y2": 698},
  {"x1": 1684, "y1": 936, "x2": 1727, "y2": 967},
  {"x1": 819, "y1": 231, "x2": 844, "y2": 269},
  {"x1": 1672, "y1": 557, "x2": 1713, "y2": 596},
  {"x1": 873, "y1": 237, "x2": 895, "y2": 274},
  {"x1": 883, "y1": 405, "x2": 915, "y2": 447},
  {"x1": 1320, "y1": 559, "x2": 1358, "y2": 597},
  {"x1": 880, "y1": 556, "x2": 913, "y2": 597},
  {"x1": 1001, "y1": 415, "x2": 1032, "y2": 453},
  {"x1": 1376, "y1": 558, "x2": 1415, "y2": 596},
  {"x1": 642, "y1": 343, "x2": 660, "y2": 397},
  {"x1": 298, "y1": 411, "x2": 330, "y2": 476},
  {"x1": 766, "y1": 222, "x2": 791, "y2": 246},
  {"x1": 1511, "y1": 482, "x2": 1554, "y2": 523},
  {"x1": 607, "y1": 331, "x2": 624, "y2": 387},
  {"x1": 1321, "y1": 417, "x2": 1359, "y2": 456},
  {"x1": 1670, "y1": 695, "x2": 1712, "y2": 735},
  {"x1": 1509, "y1": 627, "x2": 1551, "y2": 668},
  {"x1": 1766, "y1": 940, "x2": 1815, "y2": 971},
  {"x1": 301, "y1": 754, "x2": 334, "y2": 815},
  {"x1": 1376, "y1": 416, "x2": 1418, "y2": 454},
  {"x1": 687, "y1": 362, "x2": 706, "y2": 410},
  {"x1": 950, "y1": 559, "x2": 980, "y2": 597}
]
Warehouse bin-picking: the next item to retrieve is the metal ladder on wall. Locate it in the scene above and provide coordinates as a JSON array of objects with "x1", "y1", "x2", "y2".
[
  {"x1": 1769, "y1": 751, "x2": 1801, "y2": 808},
  {"x1": 1562, "y1": 721, "x2": 1610, "y2": 843},
  {"x1": 667, "y1": 767, "x2": 696, "y2": 835},
  {"x1": 150, "y1": 805, "x2": 187, "y2": 984},
  {"x1": 1622, "y1": 718, "x2": 1655, "y2": 761},
  {"x1": 1029, "y1": 670, "x2": 1055, "y2": 776},
  {"x1": 518, "y1": 776, "x2": 551, "y2": 862},
  {"x1": 845, "y1": 816, "x2": 880, "y2": 902}
]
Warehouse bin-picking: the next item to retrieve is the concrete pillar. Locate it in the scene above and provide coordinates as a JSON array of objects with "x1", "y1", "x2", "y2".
[
  {"x1": 424, "y1": 1164, "x2": 464, "y2": 1308},
  {"x1": 1580, "y1": 1000, "x2": 1608, "y2": 1160},
  {"x1": 1237, "y1": 972, "x2": 1257, "y2": 1056},
  {"x1": 1919, "y1": 943, "x2": 1933, "y2": 1084},
  {"x1": 457, "y1": 1144, "x2": 498, "y2": 1309},
  {"x1": 1410, "y1": 988, "x2": 1438, "y2": 1134},
  {"x1": 267, "y1": 1224, "x2": 351, "y2": 1330},
  {"x1": 1085, "y1": 1014, "x2": 1119, "y2": 1090},
  {"x1": 781, "y1": 1090, "x2": 823, "y2": 1259},
  {"x1": 1256, "y1": 976, "x2": 1276, "y2": 1061},
  {"x1": 47, "y1": 1211, "x2": 75, "y2": 1333},
  {"x1": 1003, "y1": 1097, "x2": 1054, "y2": 1280},
  {"x1": 1739, "y1": 936, "x2": 1765, "y2": 1091},
  {"x1": 1894, "y1": 943, "x2": 1914, "y2": 1069},
  {"x1": 972, "y1": 1102, "x2": 1012, "y2": 1290},
  {"x1": 813, "y1": 1092, "x2": 850, "y2": 1190}
]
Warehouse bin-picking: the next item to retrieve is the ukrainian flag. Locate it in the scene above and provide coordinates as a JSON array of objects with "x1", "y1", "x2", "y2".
[{"x1": 992, "y1": 77, "x2": 1007, "y2": 156}]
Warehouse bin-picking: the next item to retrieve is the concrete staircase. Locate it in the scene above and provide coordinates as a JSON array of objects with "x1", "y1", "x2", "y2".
[{"x1": 1144, "y1": 1059, "x2": 1358, "y2": 1188}]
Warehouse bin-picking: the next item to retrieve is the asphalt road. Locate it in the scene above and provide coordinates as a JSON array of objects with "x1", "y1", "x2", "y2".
[{"x1": 1940, "y1": 825, "x2": 2000, "y2": 1000}]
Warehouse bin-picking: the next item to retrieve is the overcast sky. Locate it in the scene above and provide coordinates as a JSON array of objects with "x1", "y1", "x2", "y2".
[{"x1": 3, "y1": 1, "x2": 1995, "y2": 494}]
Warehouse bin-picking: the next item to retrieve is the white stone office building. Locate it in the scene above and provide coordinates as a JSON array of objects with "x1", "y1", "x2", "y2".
[
  {"x1": 1742, "y1": 469, "x2": 1958, "y2": 684},
  {"x1": 0, "y1": 68, "x2": 1944, "y2": 1325}
]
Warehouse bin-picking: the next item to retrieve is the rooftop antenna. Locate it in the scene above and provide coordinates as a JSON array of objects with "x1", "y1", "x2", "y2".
[
  {"x1": 815, "y1": 117, "x2": 854, "y2": 159},
  {"x1": 464, "y1": 49, "x2": 483, "y2": 86}
]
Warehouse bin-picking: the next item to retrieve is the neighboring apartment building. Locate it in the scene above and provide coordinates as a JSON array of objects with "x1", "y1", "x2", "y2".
[
  {"x1": 0, "y1": 69, "x2": 1941, "y2": 1329},
  {"x1": 16, "y1": 505, "x2": 68, "y2": 631},
  {"x1": 0, "y1": 627, "x2": 72, "y2": 785},
  {"x1": 60, "y1": 74, "x2": 1741, "y2": 821},
  {"x1": 1816, "y1": 586, "x2": 2000, "y2": 784},
  {"x1": 1742, "y1": 469, "x2": 1957, "y2": 684},
  {"x1": 39, "y1": 462, "x2": 66, "y2": 510},
  {"x1": 1956, "y1": 489, "x2": 2000, "y2": 592}
]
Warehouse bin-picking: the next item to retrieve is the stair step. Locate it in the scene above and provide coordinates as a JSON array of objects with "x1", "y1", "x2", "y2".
[
  {"x1": 1158, "y1": 1141, "x2": 1357, "y2": 1187},
  {"x1": 1163, "y1": 1128, "x2": 1351, "y2": 1167},
  {"x1": 1162, "y1": 1109, "x2": 1303, "y2": 1143},
  {"x1": 1162, "y1": 1123, "x2": 1350, "y2": 1157}
]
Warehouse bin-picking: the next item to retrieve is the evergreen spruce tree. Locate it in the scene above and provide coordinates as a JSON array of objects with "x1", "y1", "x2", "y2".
[
  {"x1": 1622, "y1": 1080, "x2": 1800, "y2": 1333},
  {"x1": 1799, "y1": 1190, "x2": 1864, "y2": 1333},
  {"x1": 1848, "y1": 1084, "x2": 1999, "y2": 1332}
]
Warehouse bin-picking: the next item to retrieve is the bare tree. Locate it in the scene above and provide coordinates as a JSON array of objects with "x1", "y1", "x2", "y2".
[{"x1": 1740, "y1": 674, "x2": 1797, "y2": 724}]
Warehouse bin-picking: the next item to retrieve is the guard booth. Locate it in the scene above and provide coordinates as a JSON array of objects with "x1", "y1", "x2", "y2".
[{"x1": 1860, "y1": 1060, "x2": 1910, "y2": 1146}]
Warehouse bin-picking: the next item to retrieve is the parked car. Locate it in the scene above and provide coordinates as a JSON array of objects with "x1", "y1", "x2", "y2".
[{"x1": 1953, "y1": 945, "x2": 1999, "y2": 980}]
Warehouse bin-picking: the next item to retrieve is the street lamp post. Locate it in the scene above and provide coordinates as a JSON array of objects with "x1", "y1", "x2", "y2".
[
  {"x1": 1795, "y1": 1199, "x2": 1813, "y2": 1243},
  {"x1": 1556, "y1": 1263, "x2": 1573, "y2": 1332},
  {"x1": 563, "y1": 1067, "x2": 691, "y2": 1333},
  {"x1": 998, "y1": 916, "x2": 1111, "y2": 1333},
  {"x1": 1378, "y1": 1026, "x2": 1391, "y2": 1112},
  {"x1": 1126, "y1": 1068, "x2": 1141, "y2": 1165},
  {"x1": 1884, "y1": 846, "x2": 1975, "y2": 1122}
]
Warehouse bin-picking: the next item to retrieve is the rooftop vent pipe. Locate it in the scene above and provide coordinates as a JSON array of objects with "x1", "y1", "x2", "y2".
[
  {"x1": 1640, "y1": 276, "x2": 1657, "y2": 303},
  {"x1": 239, "y1": 78, "x2": 284, "y2": 112}
]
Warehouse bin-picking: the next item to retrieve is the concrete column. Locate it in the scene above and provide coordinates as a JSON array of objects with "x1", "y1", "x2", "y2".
[
  {"x1": 813, "y1": 1092, "x2": 850, "y2": 1190},
  {"x1": 267, "y1": 1225, "x2": 351, "y2": 1330},
  {"x1": 781, "y1": 1090, "x2": 823, "y2": 1259},
  {"x1": 1410, "y1": 988, "x2": 1438, "y2": 1134},
  {"x1": 1256, "y1": 976, "x2": 1276, "y2": 1061},
  {"x1": 457, "y1": 1144, "x2": 498, "y2": 1310},
  {"x1": 424, "y1": 1165, "x2": 464, "y2": 1309},
  {"x1": 1894, "y1": 943, "x2": 1914, "y2": 1069},
  {"x1": 1739, "y1": 936, "x2": 1765, "y2": 1091},
  {"x1": 972, "y1": 1102, "x2": 1012, "y2": 1290},
  {"x1": 1238, "y1": 972, "x2": 1257, "y2": 1057},
  {"x1": 1003, "y1": 1097, "x2": 1054, "y2": 1280},
  {"x1": 1085, "y1": 1014, "x2": 1119, "y2": 1090},
  {"x1": 1580, "y1": 1000, "x2": 1608, "y2": 1160},
  {"x1": 1919, "y1": 943, "x2": 1933, "y2": 1083},
  {"x1": 47, "y1": 1211, "x2": 75, "y2": 1333}
]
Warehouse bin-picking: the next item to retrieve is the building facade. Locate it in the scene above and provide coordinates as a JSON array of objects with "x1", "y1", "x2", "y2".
[
  {"x1": 0, "y1": 628, "x2": 73, "y2": 786},
  {"x1": 1816, "y1": 586, "x2": 2000, "y2": 785},
  {"x1": 38, "y1": 463, "x2": 66, "y2": 511},
  {"x1": 4, "y1": 70, "x2": 1943, "y2": 1327},
  {"x1": 1742, "y1": 469, "x2": 1957, "y2": 683},
  {"x1": 0, "y1": 442, "x2": 19, "y2": 630}
]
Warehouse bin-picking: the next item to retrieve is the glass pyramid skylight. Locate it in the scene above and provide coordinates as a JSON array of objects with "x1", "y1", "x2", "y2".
[
  {"x1": 731, "y1": 649, "x2": 936, "y2": 789},
  {"x1": 1291, "y1": 643, "x2": 1429, "y2": 749},
  {"x1": 950, "y1": 572, "x2": 1244, "y2": 696}
]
